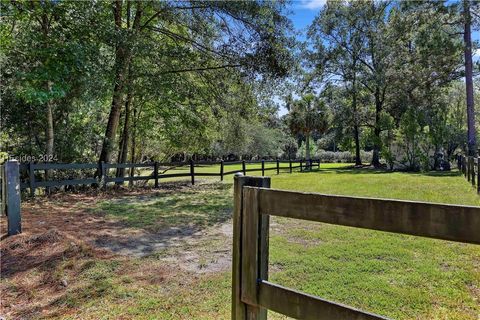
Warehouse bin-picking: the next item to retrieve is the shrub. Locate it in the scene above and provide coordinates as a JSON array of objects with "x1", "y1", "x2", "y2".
[{"x1": 316, "y1": 149, "x2": 373, "y2": 163}]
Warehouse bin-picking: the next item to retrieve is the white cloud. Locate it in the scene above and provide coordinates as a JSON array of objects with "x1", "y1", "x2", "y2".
[{"x1": 299, "y1": 0, "x2": 327, "y2": 10}]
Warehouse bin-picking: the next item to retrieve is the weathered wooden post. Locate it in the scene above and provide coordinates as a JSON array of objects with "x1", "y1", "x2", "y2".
[
  {"x1": 154, "y1": 161, "x2": 159, "y2": 188},
  {"x1": 309, "y1": 159, "x2": 313, "y2": 171},
  {"x1": 190, "y1": 159, "x2": 195, "y2": 185},
  {"x1": 220, "y1": 160, "x2": 224, "y2": 181},
  {"x1": 3, "y1": 160, "x2": 22, "y2": 236},
  {"x1": 29, "y1": 161, "x2": 36, "y2": 197},
  {"x1": 232, "y1": 173, "x2": 270, "y2": 320},
  {"x1": 300, "y1": 159, "x2": 303, "y2": 172},
  {"x1": 242, "y1": 160, "x2": 246, "y2": 175},
  {"x1": 289, "y1": 159, "x2": 292, "y2": 173},
  {"x1": 261, "y1": 160, "x2": 265, "y2": 176},
  {"x1": 276, "y1": 159, "x2": 280, "y2": 175}
]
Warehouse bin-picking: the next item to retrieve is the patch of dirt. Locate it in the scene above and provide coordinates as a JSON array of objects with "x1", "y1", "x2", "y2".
[{"x1": 0, "y1": 181, "x2": 234, "y2": 318}]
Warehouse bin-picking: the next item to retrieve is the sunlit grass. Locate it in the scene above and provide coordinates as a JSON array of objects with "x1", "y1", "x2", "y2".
[{"x1": 57, "y1": 166, "x2": 479, "y2": 319}]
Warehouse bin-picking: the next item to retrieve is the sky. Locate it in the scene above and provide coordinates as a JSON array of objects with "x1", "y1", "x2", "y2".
[{"x1": 276, "y1": 0, "x2": 480, "y2": 116}]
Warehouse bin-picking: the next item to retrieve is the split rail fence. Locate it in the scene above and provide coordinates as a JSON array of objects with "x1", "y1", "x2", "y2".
[
  {"x1": 232, "y1": 175, "x2": 480, "y2": 320},
  {"x1": 457, "y1": 154, "x2": 480, "y2": 193},
  {"x1": 18, "y1": 159, "x2": 320, "y2": 196}
]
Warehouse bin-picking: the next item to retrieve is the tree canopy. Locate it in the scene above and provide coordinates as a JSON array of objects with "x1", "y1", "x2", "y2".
[{"x1": 1, "y1": 0, "x2": 478, "y2": 172}]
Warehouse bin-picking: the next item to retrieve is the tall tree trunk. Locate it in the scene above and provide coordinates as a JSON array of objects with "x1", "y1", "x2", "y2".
[
  {"x1": 351, "y1": 72, "x2": 362, "y2": 166},
  {"x1": 129, "y1": 103, "x2": 137, "y2": 187},
  {"x1": 354, "y1": 124, "x2": 361, "y2": 166},
  {"x1": 464, "y1": 0, "x2": 476, "y2": 156},
  {"x1": 98, "y1": 45, "x2": 131, "y2": 164},
  {"x1": 371, "y1": 89, "x2": 382, "y2": 167},
  {"x1": 115, "y1": 91, "x2": 132, "y2": 184},
  {"x1": 305, "y1": 134, "x2": 311, "y2": 161},
  {"x1": 98, "y1": 1, "x2": 142, "y2": 164},
  {"x1": 115, "y1": 70, "x2": 133, "y2": 183},
  {"x1": 45, "y1": 81, "x2": 54, "y2": 194},
  {"x1": 45, "y1": 82, "x2": 54, "y2": 158}
]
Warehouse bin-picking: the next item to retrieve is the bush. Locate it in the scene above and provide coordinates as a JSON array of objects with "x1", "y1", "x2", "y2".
[{"x1": 316, "y1": 149, "x2": 373, "y2": 163}]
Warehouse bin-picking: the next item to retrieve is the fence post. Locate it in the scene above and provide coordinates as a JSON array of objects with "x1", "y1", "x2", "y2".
[
  {"x1": 3, "y1": 160, "x2": 21, "y2": 236},
  {"x1": 309, "y1": 159, "x2": 313, "y2": 171},
  {"x1": 154, "y1": 161, "x2": 159, "y2": 188},
  {"x1": 318, "y1": 159, "x2": 321, "y2": 169},
  {"x1": 232, "y1": 174, "x2": 270, "y2": 320},
  {"x1": 261, "y1": 160, "x2": 265, "y2": 176},
  {"x1": 300, "y1": 159, "x2": 303, "y2": 172},
  {"x1": 242, "y1": 160, "x2": 246, "y2": 175},
  {"x1": 29, "y1": 161, "x2": 35, "y2": 197},
  {"x1": 289, "y1": 159, "x2": 292, "y2": 173},
  {"x1": 463, "y1": 155, "x2": 467, "y2": 177},
  {"x1": 220, "y1": 160, "x2": 224, "y2": 181},
  {"x1": 190, "y1": 159, "x2": 195, "y2": 185},
  {"x1": 276, "y1": 159, "x2": 280, "y2": 175}
]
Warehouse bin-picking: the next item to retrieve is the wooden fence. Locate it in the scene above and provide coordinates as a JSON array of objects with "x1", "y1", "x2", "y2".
[
  {"x1": 457, "y1": 154, "x2": 480, "y2": 193},
  {"x1": 232, "y1": 175, "x2": 480, "y2": 320},
  {"x1": 18, "y1": 159, "x2": 320, "y2": 196}
]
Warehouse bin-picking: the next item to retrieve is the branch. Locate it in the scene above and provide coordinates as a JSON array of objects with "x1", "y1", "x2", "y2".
[
  {"x1": 141, "y1": 6, "x2": 209, "y2": 29},
  {"x1": 147, "y1": 26, "x2": 232, "y2": 59},
  {"x1": 141, "y1": 64, "x2": 242, "y2": 77}
]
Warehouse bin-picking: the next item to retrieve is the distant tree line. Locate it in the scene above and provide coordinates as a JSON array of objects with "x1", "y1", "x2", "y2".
[
  {"x1": 289, "y1": 0, "x2": 479, "y2": 171},
  {"x1": 1, "y1": 0, "x2": 479, "y2": 173}
]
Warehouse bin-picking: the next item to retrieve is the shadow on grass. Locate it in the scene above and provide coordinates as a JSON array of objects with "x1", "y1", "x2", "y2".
[
  {"x1": 416, "y1": 170, "x2": 462, "y2": 177},
  {"x1": 319, "y1": 167, "x2": 462, "y2": 178},
  {"x1": 319, "y1": 167, "x2": 390, "y2": 175},
  {"x1": 80, "y1": 182, "x2": 234, "y2": 256},
  {"x1": 95, "y1": 183, "x2": 232, "y2": 230}
]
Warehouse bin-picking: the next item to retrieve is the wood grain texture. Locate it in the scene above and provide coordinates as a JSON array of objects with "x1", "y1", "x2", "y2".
[
  {"x1": 255, "y1": 188, "x2": 480, "y2": 244},
  {"x1": 258, "y1": 281, "x2": 389, "y2": 320},
  {"x1": 232, "y1": 176, "x2": 270, "y2": 320}
]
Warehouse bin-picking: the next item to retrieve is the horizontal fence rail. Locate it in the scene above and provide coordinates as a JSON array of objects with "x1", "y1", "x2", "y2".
[
  {"x1": 232, "y1": 175, "x2": 480, "y2": 320},
  {"x1": 18, "y1": 159, "x2": 320, "y2": 196}
]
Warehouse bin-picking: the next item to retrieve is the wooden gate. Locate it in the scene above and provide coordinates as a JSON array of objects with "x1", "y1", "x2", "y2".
[{"x1": 232, "y1": 175, "x2": 480, "y2": 320}]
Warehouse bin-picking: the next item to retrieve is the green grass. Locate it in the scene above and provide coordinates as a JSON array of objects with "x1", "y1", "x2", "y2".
[
  {"x1": 90, "y1": 183, "x2": 232, "y2": 232},
  {"x1": 57, "y1": 166, "x2": 479, "y2": 319}
]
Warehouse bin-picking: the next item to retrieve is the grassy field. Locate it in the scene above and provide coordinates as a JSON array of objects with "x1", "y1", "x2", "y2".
[{"x1": 1, "y1": 165, "x2": 479, "y2": 319}]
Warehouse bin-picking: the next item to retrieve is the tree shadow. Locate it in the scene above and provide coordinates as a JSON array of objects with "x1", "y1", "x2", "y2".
[{"x1": 319, "y1": 167, "x2": 391, "y2": 175}]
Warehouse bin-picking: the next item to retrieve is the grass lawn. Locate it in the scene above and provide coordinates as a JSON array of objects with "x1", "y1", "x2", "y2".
[{"x1": 1, "y1": 165, "x2": 479, "y2": 319}]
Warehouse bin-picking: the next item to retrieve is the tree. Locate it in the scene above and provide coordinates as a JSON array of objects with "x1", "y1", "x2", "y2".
[
  {"x1": 463, "y1": 0, "x2": 477, "y2": 156},
  {"x1": 0, "y1": 1, "x2": 106, "y2": 161},
  {"x1": 286, "y1": 94, "x2": 329, "y2": 162},
  {"x1": 97, "y1": 0, "x2": 295, "y2": 164},
  {"x1": 308, "y1": 0, "x2": 367, "y2": 165}
]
